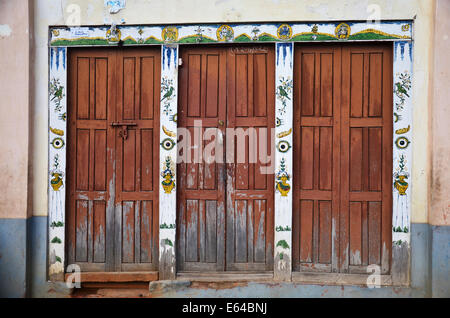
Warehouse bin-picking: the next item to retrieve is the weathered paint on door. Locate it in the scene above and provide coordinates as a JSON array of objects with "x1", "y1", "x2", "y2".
[
  {"x1": 177, "y1": 45, "x2": 275, "y2": 272},
  {"x1": 67, "y1": 48, "x2": 160, "y2": 272},
  {"x1": 292, "y1": 44, "x2": 393, "y2": 274}
]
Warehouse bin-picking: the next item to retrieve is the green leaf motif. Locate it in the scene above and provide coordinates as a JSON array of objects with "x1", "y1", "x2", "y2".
[
  {"x1": 55, "y1": 256, "x2": 62, "y2": 263},
  {"x1": 51, "y1": 236, "x2": 62, "y2": 244},
  {"x1": 276, "y1": 239, "x2": 290, "y2": 249},
  {"x1": 164, "y1": 238, "x2": 173, "y2": 247}
]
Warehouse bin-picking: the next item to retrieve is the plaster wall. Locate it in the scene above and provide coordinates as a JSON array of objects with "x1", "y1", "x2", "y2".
[
  {"x1": 430, "y1": 0, "x2": 450, "y2": 227},
  {"x1": 0, "y1": 0, "x2": 31, "y2": 219},
  {"x1": 32, "y1": 0, "x2": 434, "y2": 225}
]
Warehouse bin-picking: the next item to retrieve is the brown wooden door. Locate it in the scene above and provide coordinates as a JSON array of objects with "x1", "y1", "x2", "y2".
[
  {"x1": 292, "y1": 44, "x2": 392, "y2": 274},
  {"x1": 225, "y1": 46, "x2": 275, "y2": 271},
  {"x1": 177, "y1": 47, "x2": 227, "y2": 271},
  {"x1": 67, "y1": 48, "x2": 160, "y2": 272},
  {"x1": 177, "y1": 45, "x2": 275, "y2": 272}
]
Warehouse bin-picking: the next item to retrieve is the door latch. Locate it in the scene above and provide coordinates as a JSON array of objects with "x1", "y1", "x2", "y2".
[{"x1": 110, "y1": 122, "x2": 137, "y2": 140}]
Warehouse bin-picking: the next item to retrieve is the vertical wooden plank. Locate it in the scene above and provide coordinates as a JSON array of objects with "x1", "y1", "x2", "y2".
[
  {"x1": 320, "y1": 53, "x2": 333, "y2": 117},
  {"x1": 254, "y1": 128, "x2": 268, "y2": 190},
  {"x1": 77, "y1": 57, "x2": 90, "y2": 119},
  {"x1": 134, "y1": 201, "x2": 141, "y2": 264},
  {"x1": 93, "y1": 201, "x2": 106, "y2": 263},
  {"x1": 300, "y1": 127, "x2": 314, "y2": 189},
  {"x1": 205, "y1": 54, "x2": 219, "y2": 118},
  {"x1": 140, "y1": 56, "x2": 155, "y2": 119},
  {"x1": 236, "y1": 54, "x2": 248, "y2": 117},
  {"x1": 247, "y1": 200, "x2": 254, "y2": 263},
  {"x1": 94, "y1": 130, "x2": 107, "y2": 191},
  {"x1": 199, "y1": 200, "x2": 206, "y2": 263},
  {"x1": 188, "y1": 54, "x2": 201, "y2": 117},
  {"x1": 236, "y1": 131, "x2": 249, "y2": 190},
  {"x1": 76, "y1": 129, "x2": 90, "y2": 191},
  {"x1": 319, "y1": 127, "x2": 333, "y2": 190},
  {"x1": 340, "y1": 46, "x2": 351, "y2": 272},
  {"x1": 75, "y1": 200, "x2": 88, "y2": 262},
  {"x1": 95, "y1": 58, "x2": 108, "y2": 120},
  {"x1": 123, "y1": 57, "x2": 135, "y2": 120},
  {"x1": 350, "y1": 128, "x2": 363, "y2": 192},
  {"x1": 140, "y1": 129, "x2": 153, "y2": 191},
  {"x1": 254, "y1": 200, "x2": 266, "y2": 263},
  {"x1": 301, "y1": 53, "x2": 315, "y2": 116},
  {"x1": 140, "y1": 200, "x2": 152, "y2": 263},
  {"x1": 350, "y1": 53, "x2": 363, "y2": 118},
  {"x1": 87, "y1": 200, "x2": 94, "y2": 263},
  {"x1": 368, "y1": 201, "x2": 382, "y2": 265},
  {"x1": 122, "y1": 201, "x2": 135, "y2": 263},
  {"x1": 312, "y1": 200, "x2": 320, "y2": 263},
  {"x1": 205, "y1": 200, "x2": 217, "y2": 263},
  {"x1": 368, "y1": 127, "x2": 382, "y2": 191},
  {"x1": 368, "y1": 53, "x2": 383, "y2": 117},
  {"x1": 299, "y1": 200, "x2": 313, "y2": 263},
  {"x1": 123, "y1": 129, "x2": 136, "y2": 191},
  {"x1": 254, "y1": 54, "x2": 267, "y2": 117},
  {"x1": 362, "y1": 201, "x2": 369, "y2": 266},
  {"x1": 349, "y1": 202, "x2": 362, "y2": 265},
  {"x1": 235, "y1": 200, "x2": 248, "y2": 263},
  {"x1": 319, "y1": 201, "x2": 332, "y2": 264},
  {"x1": 331, "y1": 46, "x2": 341, "y2": 273},
  {"x1": 186, "y1": 200, "x2": 199, "y2": 262}
]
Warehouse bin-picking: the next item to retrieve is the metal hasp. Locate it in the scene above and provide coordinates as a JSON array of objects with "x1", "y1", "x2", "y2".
[{"x1": 111, "y1": 122, "x2": 137, "y2": 140}]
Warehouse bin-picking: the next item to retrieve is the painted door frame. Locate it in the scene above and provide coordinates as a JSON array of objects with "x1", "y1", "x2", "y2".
[{"x1": 48, "y1": 21, "x2": 413, "y2": 284}]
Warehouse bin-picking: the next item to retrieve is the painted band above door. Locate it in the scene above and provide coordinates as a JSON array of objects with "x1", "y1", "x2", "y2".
[{"x1": 49, "y1": 21, "x2": 412, "y2": 47}]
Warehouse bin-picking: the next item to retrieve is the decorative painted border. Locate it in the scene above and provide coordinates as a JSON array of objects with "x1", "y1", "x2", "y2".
[
  {"x1": 47, "y1": 21, "x2": 413, "y2": 284},
  {"x1": 48, "y1": 47, "x2": 67, "y2": 279},
  {"x1": 392, "y1": 41, "x2": 413, "y2": 246},
  {"x1": 274, "y1": 42, "x2": 294, "y2": 281},
  {"x1": 158, "y1": 45, "x2": 179, "y2": 280},
  {"x1": 49, "y1": 21, "x2": 412, "y2": 47}
]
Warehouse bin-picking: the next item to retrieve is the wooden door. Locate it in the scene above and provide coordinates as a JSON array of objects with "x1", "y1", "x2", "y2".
[
  {"x1": 293, "y1": 45, "x2": 341, "y2": 273},
  {"x1": 177, "y1": 45, "x2": 275, "y2": 272},
  {"x1": 225, "y1": 46, "x2": 275, "y2": 271},
  {"x1": 177, "y1": 47, "x2": 227, "y2": 271},
  {"x1": 67, "y1": 48, "x2": 160, "y2": 272},
  {"x1": 292, "y1": 44, "x2": 392, "y2": 274},
  {"x1": 114, "y1": 48, "x2": 161, "y2": 271}
]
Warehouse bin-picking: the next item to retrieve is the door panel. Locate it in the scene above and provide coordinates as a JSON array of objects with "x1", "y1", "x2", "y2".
[
  {"x1": 226, "y1": 46, "x2": 275, "y2": 271},
  {"x1": 115, "y1": 48, "x2": 160, "y2": 271},
  {"x1": 293, "y1": 44, "x2": 392, "y2": 274},
  {"x1": 67, "y1": 48, "x2": 160, "y2": 272},
  {"x1": 293, "y1": 46, "x2": 341, "y2": 273},
  {"x1": 67, "y1": 49, "x2": 116, "y2": 271},
  {"x1": 177, "y1": 45, "x2": 275, "y2": 272},
  {"x1": 340, "y1": 45, "x2": 392, "y2": 274},
  {"x1": 177, "y1": 47, "x2": 227, "y2": 271}
]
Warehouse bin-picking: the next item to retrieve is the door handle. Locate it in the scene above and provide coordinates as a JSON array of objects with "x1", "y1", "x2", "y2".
[
  {"x1": 110, "y1": 122, "x2": 137, "y2": 140},
  {"x1": 218, "y1": 120, "x2": 224, "y2": 126}
]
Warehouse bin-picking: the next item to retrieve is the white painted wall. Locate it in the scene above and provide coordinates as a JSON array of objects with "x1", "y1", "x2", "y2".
[{"x1": 32, "y1": 0, "x2": 434, "y2": 224}]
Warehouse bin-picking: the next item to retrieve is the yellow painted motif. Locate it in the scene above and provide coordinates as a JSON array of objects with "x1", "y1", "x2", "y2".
[
  {"x1": 394, "y1": 175, "x2": 408, "y2": 195},
  {"x1": 161, "y1": 156, "x2": 176, "y2": 194},
  {"x1": 277, "y1": 24, "x2": 292, "y2": 40},
  {"x1": 216, "y1": 25, "x2": 234, "y2": 42},
  {"x1": 335, "y1": 23, "x2": 351, "y2": 39},
  {"x1": 395, "y1": 125, "x2": 410, "y2": 135},
  {"x1": 51, "y1": 172, "x2": 63, "y2": 191},
  {"x1": 162, "y1": 26, "x2": 178, "y2": 42},
  {"x1": 277, "y1": 128, "x2": 292, "y2": 138},
  {"x1": 50, "y1": 127, "x2": 64, "y2": 136},
  {"x1": 162, "y1": 125, "x2": 176, "y2": 137}
]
